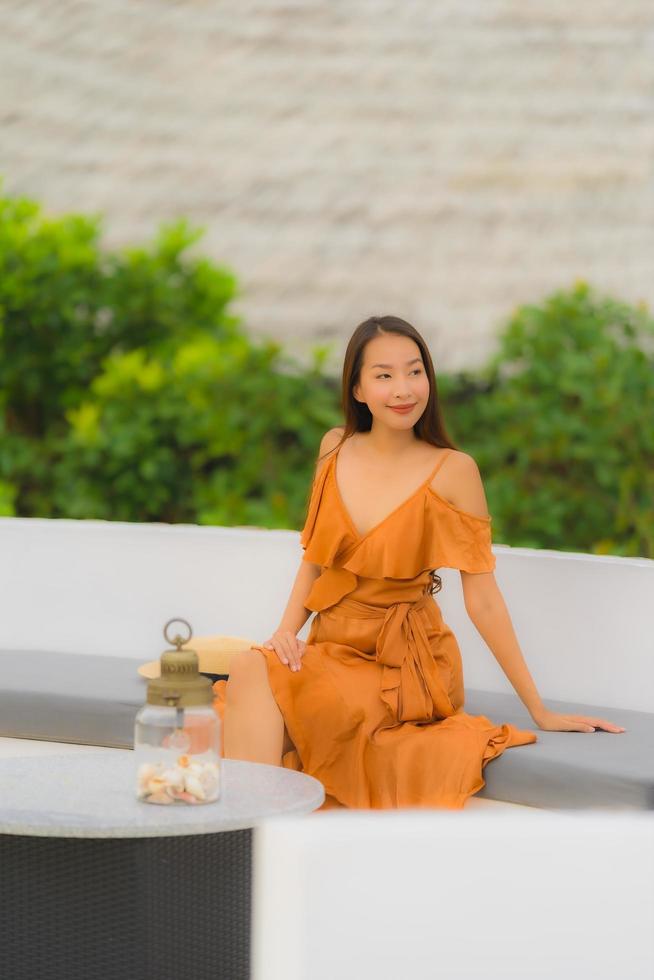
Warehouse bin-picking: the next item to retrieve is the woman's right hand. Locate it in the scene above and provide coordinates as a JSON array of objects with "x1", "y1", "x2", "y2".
[{"x1": 262, "y1": 630, "x2": 307, "y2": 672}]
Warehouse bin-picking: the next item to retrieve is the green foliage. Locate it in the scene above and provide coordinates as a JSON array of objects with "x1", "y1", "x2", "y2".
[
  {"x1": 445, "y1": 281, "x2": 654, "y2": 558},
  {"x1": 0, "y1": 182, "x2": 651, "y2": 558},
  {"x1": 57, "y1": 335, "x2": 338, "y2": 525},
  {"x1": 0, "y1": 184, "x2": 340, "y2": 525},
  {"x1": 0, "y1": 190, "x2": 239, "y2": 439}
]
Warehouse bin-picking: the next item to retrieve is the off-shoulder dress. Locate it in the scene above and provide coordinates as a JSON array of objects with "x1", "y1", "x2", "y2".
[{"x1": 212, "y1": 443, "x2": 538, "y2": 809}]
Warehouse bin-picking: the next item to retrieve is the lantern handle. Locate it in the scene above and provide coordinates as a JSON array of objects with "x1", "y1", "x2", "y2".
[{"x1": 163, "y1": 617, "x2": 193, "y2": 650}]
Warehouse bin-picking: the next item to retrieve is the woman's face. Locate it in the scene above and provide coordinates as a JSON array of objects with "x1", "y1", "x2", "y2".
[{"x1": 352, "y1": 333, "x2": 430, "y2": 428}]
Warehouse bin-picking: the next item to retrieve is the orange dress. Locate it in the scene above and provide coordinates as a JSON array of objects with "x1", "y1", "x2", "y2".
[{"x1": 213, "y1": 445, "x2": 538, "y2": 810}]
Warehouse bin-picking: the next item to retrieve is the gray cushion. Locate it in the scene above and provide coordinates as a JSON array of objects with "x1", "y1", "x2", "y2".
[
  {"x1": 0, "y1": 650, "x2": 148, "y2": 749},
  {"x1": 465, "y1": 689, "x2": 654, "y2": 810},
  {"x1": 2, "y1": 652, "x2": 651, "y2": 809}
]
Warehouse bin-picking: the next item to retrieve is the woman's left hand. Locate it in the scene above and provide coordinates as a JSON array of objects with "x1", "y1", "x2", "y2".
[{"x1": 534, "y1": 710, "x2": 626, "y2": 733}]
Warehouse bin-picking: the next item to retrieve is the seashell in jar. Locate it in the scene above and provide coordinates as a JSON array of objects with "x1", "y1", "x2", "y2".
[
  {"x1": 137, "y1": 763, "x2": 158, "y2": 785},
  {"x1": 183, "y1": 772, "x2": 206, "y2": 801},
  {"x1": 146, "y1": 775, "x2": 168, "y2": 796},
  {"x1": 146, "y1": 791, "x2": 173, "y2": 805},
  {"x1": 198, "y1": 763, "x2": 220, "y2": 795},
  {"x1": 161, "y1": 768, "x2": 185, "y2": 792},
  {"x1": 137, "y1": 767, "x2": 160, "y2": 795}
]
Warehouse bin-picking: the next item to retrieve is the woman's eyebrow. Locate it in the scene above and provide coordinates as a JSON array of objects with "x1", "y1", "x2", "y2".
[{"x1": 369, "y1": 357, "x2": 422, "y2": 369}]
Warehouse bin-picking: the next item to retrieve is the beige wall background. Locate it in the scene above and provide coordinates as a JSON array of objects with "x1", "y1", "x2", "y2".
[{"x1": 2, "y1": 1, "x2": 653, "y2": 375}]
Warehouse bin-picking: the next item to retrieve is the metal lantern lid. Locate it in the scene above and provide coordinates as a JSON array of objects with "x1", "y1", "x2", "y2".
[{"x1": 146, "y1": 618, "x2": 214, "y2": 708}]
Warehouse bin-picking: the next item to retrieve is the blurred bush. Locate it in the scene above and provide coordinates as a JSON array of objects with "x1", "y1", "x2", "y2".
[
  {"x1": 0, "y1": 186, "x2": 339, "y2": 526},
  {"x1": 57, "y1": 335, "x2": 338, "y2": 526},
  {"x1": 0, "y1": 185, "x2": 651, "y2": 557},
  {"x1": 441, "y1": 281, "x2": 654, "y2": 558}
]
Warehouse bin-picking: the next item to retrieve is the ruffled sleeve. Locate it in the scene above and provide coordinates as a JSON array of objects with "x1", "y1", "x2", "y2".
[
  {"x1": 298, "y1": 464, "x2": 326, "y2": 551},
  {"x1": 340, "y1": 489, "x2": 496, "y2": 580},
  {"x1": 424, "y1": 490, "x2": 496, "y2": 574},
  {"x1": 299, "y1": 455, "x2": 356, "y2": 567}
]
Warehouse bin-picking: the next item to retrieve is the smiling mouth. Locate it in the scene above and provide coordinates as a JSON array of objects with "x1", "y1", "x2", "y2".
[{"x1": 388, "y1": 403, "x2": 417, "y2": 409}]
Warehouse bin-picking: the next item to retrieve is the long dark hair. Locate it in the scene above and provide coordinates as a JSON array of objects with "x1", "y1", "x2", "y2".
[{"x1": 318, "y1": 314, "x2": 459, "y2": 594}]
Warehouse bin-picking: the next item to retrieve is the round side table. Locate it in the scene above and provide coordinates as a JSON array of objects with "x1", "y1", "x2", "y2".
[{"x1": 0, "y1": 751, "x2": 325, "y2": 980}]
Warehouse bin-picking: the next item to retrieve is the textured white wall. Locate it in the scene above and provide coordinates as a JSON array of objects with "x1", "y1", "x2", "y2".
[{"x1": 2, "y1": 1, "x2": 653, "y2": 373}]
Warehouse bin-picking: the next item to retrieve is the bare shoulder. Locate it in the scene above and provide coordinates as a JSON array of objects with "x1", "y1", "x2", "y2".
[
  {"x1": 314, "y1": 426, "x2": 346, "y2": 478},
  {"x1": 319, "y1": 426, "x2": 345, "y2": 456},
  {"x1": 431, "y1": 450, "x2": 491, "y2": 520}
]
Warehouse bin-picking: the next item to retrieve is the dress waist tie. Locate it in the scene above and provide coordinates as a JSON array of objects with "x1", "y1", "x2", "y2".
[{"x1": 334, "y1": 593, "x2": 457, "y2": 725}]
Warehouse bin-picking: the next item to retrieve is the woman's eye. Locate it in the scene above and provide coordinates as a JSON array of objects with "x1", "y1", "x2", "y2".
[{"x1": 376, "y1": 369, "x2": 422, "y2": 379}]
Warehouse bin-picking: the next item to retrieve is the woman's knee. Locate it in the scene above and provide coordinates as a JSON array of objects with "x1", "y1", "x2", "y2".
[
  {"x1": 227, "y1": 649, "x2": 293, "y2": 758},
  {"x1": 226, "y1": 648, "x2": 268, "y2": 702}
]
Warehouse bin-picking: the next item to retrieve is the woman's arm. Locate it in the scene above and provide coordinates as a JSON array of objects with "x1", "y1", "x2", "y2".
[
  {"x1": 463, "y1": 581, "x2": 624, "y2": 733},
  {"x1": 445, "y1": 452, "x2": 546, "y2": 720},
  {"x1": 451, "y1": 453, "x2": 625, "y2": 734},
  {"x1": 265, "y1": 426, "x2": 344, "y2": 669},
  {"x1": 275, "y1": 559, "x2": 322, "y2": 635},
  {"x1": 276, "y1": 425, "x2": 345, "y2": 634},
  {"x1": 462, "y1": 578, "x2": 546, "y2": 723}
]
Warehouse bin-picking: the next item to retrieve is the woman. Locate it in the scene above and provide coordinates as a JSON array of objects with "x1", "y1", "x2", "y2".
[{"x1": 212, "y1": 315, "x2": 624, "y2": 810}]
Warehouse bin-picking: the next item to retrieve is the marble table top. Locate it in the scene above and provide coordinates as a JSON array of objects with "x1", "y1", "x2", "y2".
[{"x1": 0, "y1": 751, "x2": 325, "y2": 838}]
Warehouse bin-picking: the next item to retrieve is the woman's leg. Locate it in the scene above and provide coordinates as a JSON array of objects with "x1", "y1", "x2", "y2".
[{"x1": 223, "y1": 649, "x2": 294, "y2": 765}]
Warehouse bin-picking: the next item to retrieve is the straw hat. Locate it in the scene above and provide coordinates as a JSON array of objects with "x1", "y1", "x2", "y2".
[{"x1": 138, "y1": 634, "x2": 256, "y2": 679}]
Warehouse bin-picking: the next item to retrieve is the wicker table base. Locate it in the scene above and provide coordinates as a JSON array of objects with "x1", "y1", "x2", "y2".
[{"x1": 2, "y1": 830, "x2": 252, "y2": 980}]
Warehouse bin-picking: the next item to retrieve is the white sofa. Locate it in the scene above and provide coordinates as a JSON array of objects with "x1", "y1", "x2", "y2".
[
  {"x1": 1, "y1": 516, "x2": 652, "y2": 809},
  {"x1": 252, "y1": 809, "x2": 654, "y2": 980},
  {"x1": 3, "y1": 516, "x2": 651, "y2": 978}
]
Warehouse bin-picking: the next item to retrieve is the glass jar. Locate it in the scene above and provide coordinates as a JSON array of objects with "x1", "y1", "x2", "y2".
[
  {"x1": 135, "y1": 618, "x2": 222, "y2": 805},
  {"x1": 135, "y1": 703, "x2": 221, "y2": 805}
]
